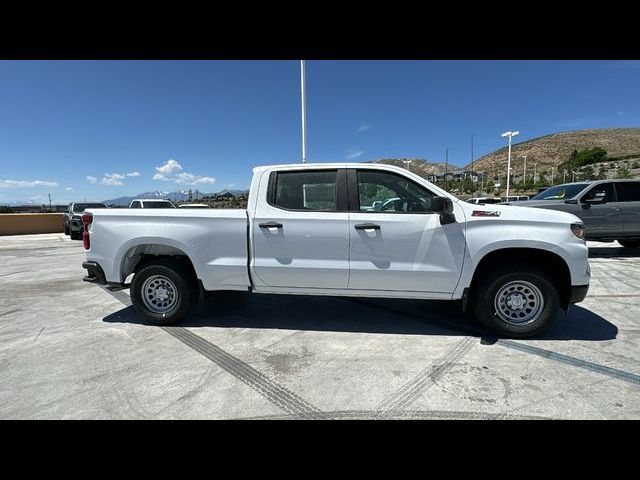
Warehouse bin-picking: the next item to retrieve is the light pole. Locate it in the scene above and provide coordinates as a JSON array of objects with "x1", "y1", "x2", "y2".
[
  {"x1": 300, "y1": 60, "x2": 307, "y2": 164},
  {"x1": 533, "y1": 162, "x2": 537, "y2": 184},
  {"x1": 520, "y1": 155, "x2": 527, "y2": 185},
  {"x1": 501, "y1": 130, "x2": 520, "y2": 198},
  {"x1": 402, "y1": 160, "x2": 413, "y2": 171}
]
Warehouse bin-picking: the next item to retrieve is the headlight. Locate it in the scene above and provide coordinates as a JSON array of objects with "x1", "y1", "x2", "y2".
[{"x1": 571, "y1": 223, "x2": 585, "y2": 240}]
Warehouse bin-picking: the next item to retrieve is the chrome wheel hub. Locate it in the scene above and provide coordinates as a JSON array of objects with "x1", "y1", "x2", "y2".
[
  {"x1": 494, "y1": 280, "x2": 544, "y2": 325},
  {"x1": 141, "y1": 275, "x2": 179, "y2": 314}
]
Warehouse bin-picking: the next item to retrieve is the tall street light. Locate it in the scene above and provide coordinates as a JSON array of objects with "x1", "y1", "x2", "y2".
[
  {"x1": 501, "y1": 130, "x2": 520, "y2": 197},
  {"x1": 300, "y1": 60, "x2": 307, "y2": 164},
  {"x1": 520, "y1": 155, "x2": 527, "y2": 185}
]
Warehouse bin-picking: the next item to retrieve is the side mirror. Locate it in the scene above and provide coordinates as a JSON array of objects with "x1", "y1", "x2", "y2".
[
  {"x1": 582, "y1": 191, "x2": 607, "y2": 205},
  {"x1": 432, "y1": 196, "x2": 456, "y2": 224}
]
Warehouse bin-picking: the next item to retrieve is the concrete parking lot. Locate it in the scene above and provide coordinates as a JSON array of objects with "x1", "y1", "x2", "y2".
[{"x1": 1, "y1": 233, "x2": 639, "y2": 419}]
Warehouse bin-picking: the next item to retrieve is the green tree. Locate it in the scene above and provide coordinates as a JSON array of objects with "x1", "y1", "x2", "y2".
[
  {"x1": 569, "y1": 147, "x2": 608, "y2": 169},
  {"x1": 581, "y1": 165, "x2": 595, "y2": 180}
]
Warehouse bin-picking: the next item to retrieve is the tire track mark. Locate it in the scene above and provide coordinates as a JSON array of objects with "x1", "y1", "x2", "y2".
[
  {"x1": 100, "y1": 285, "x2": 323, "y2": 419},
  {"x1": 375, "y1": 337, "x2": 477, "y2": 417},
  {"x1": 242, "y1": 409, "x2": 546, "y2": 420}
]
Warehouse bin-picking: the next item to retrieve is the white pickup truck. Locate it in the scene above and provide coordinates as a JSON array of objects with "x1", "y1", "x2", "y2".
[{"x1": 81, "y1": 163, "x2": 590, "y2": 337}]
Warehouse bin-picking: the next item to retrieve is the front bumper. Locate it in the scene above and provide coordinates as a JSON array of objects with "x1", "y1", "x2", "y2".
[
  {"x1": 569, "y1": 284, "x2": 589, "y2": 304},
  {"x1": 82, "y1": 261, "x2": 107, "y2": 285}
]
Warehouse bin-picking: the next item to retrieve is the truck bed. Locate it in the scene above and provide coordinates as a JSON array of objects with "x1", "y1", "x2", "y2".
[{"x1": 85, "y1": 208, "x2": 251, "y2": 290}]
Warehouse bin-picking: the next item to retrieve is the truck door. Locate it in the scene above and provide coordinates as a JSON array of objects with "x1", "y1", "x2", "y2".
[
  {"x1": 347, "y1": 168, "x2": 465, "y2": 293},
  {"x1": 614, "y1": 181, "x2": 640, "y2": 235},
  {"x1": 251, "y1": 168, "x2": 350, "y2": 289},
  {"x1": 578, "y1": 182, "x2": 623, "y2": 237}
]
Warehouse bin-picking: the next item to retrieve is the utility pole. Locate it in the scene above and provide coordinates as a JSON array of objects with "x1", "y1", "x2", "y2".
[
  {"x1": 521, "y1": 155, "x2": 527, "y2": 185},
  {"x1": 300, "y1": 60, "x2": 307, "y2": 164},
  {"x1": 534, "y1": 162, "x2": 537, "y2": 184},
  {"x1": 48, "y1": 193, "x2": 52, "y2": 212},
  {"x1": 445, "y1": 147, "x2": 453, "y2": 191},
  {"x1": 563, "y1": 169, "x2": 568, "y2": 183},
  {"x1": 551, "y1": 166, "x2": 555, "y2": 185}
]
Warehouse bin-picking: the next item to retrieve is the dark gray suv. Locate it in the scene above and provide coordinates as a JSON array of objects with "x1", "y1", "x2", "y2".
[
  {"x1": 64, "y1": 202, "x2": 107, "y2": 240},
  {"x1": 511, "y1": 179, "x2": 640, "y2": 248}
]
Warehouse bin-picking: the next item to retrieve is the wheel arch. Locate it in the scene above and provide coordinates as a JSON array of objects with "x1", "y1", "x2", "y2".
[{"x1": 469, "y1": 247, "x2": 572, "y2": 308}]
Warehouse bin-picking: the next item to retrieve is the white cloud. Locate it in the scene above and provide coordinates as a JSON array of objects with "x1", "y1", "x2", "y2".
[
  {"x1": 0, "y1": 179, "x2": 58, "y2": 188},
  {"x1": 86, "y1": 176, "x2": 98, "y2": 184},
  {"x1": 126, "y1": 171, "x2": 140, "y2": 177},
  {"x1": 357, "y1": 124, "x2": 371, "y2": 132},
  {"x1": 101, "y1": 173, "x2": 125, "y2": 186},
  {"x1": 346, "y1": 149, "x2": 364, "y2": 160},
  {"x1": 153, "y1": 158, "x2": 215, "y2": 186},
  {"x1": 65, "y1": 186, "x2": 74, "y2": 191}
]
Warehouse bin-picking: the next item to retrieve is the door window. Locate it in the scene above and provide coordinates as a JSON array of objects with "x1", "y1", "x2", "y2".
[
  {"x1": 356, "y1": 170, "x2": 437, "y2": 213},
  {"x1": 614, "y1": 182, "x2": 640, "y2": 202},
  {"x1": 582, "y1": 183, "x2": 616, "y2": 202},
  {"x1": 271, "y1": 170, "x2": 338, "y2": 211}
]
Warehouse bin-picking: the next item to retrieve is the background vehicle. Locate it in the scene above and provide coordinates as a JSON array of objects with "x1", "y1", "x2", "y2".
[
  {"x1": 512, "y1": 179, "x2": 640, "y2": 246},
  {"x1": 466, "y1": 197, "x2": 503, "y2": 205},
  {"x1": 178, "y1": 204, "x2": 210, "y2": 209},
  {"x1": 64, "y1": 202, "x2": 107, "y2": 240},
  {"x1": 503, "y1": 195, "x2": 529, "y2": 203},
  {"x1": 129, "y1": 199, "x2": 176, "y2": 208},
  {"x1": 82, "y1": 163, "x2": 590, "y2": 337}
]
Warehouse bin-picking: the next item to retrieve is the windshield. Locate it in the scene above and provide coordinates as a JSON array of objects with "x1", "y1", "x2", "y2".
[
  {"x1": 531, "y1": 183, "x2": 588, "y2": 200},
  {"x1": 73, "y1": 203, "x2": 106, "y2": 213},
  {"x1": 144, "y1": 201, "x2": 174, "y2": 208}
]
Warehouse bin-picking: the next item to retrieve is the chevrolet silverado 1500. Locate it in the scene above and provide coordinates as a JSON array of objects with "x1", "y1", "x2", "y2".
[{"x1": 81, "y1": 163, "x2": 590, "y2": 337}]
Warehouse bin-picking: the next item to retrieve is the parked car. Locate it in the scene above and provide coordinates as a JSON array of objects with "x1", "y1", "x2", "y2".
[
  {"x1": 129, "y1": 199, "x2": 176, "y2": 208},
  {"x1": 81, "y1": 162, "x2": 589, "y2": 337},
  {"x1": 64, "y1": 202, "x2": 107, "y2": 240},
  {"x1": 178, "y1": 204, "x2": 210, "y2": 209},
  {"x1": 511, "y1": 179, "x2": 640, "y2": 247},
  {"x1": 466, "y1": 197, "x2": 503, "y2": 205}
]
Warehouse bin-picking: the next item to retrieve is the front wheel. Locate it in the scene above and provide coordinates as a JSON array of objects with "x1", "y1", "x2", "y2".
[
  {"x1": 471, "y1": 265, "x2": 560, "y2": 337},
  {"x1": 618, "y1": 239, "x2": 640, "y2": 249},
  {"x1": 64, "y1": 224, "x2": 70, "y2": 235},
  {"x1": 130, "y1": 260, "x2": 198, "y2": 325}
]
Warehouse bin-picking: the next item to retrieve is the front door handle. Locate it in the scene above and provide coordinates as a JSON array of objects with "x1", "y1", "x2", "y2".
[
  {"x1": 354, "y1": 223, "x2": 381, "y2": 230},
  {"x1": 259, "y1": 222, "x2": 283, "y2": 229},
  {"x1": 611, "y1": 207, "x2": 621, "y2": 211}
]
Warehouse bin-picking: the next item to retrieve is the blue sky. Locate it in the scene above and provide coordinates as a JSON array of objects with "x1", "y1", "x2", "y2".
[{"x1": 1, "y1": 60, "x2": 639, "y2": 204}]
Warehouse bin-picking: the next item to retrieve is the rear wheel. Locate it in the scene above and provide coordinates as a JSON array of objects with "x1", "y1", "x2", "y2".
[
  {"x1": 70, "y1": 230, "x2": 81, "y2": 240},
  {"x1": 64, "y1": 224, "x2": 70, "y2": 235},
  {"x1": 471, "y1": 264, "x2": 560, "y2": 337},
  {"x1": 618, "y1": 240, "x2": 640, "y2": 249},
  {"x1": 130, "y1": 259, "x2": 198, "y2": 325}
]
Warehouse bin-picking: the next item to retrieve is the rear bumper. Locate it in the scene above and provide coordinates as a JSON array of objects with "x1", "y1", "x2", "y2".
[
  {"x1": 569, "y1": 284, "x2": 589, "y2": 304},
  {"x1": 82, "y1": 261, "x2": 107, "y2": 285}
]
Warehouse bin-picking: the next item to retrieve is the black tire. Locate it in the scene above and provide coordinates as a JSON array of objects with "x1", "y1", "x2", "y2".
[
  {"x1": 471, "y1": 264, "x2": 560, "y2": 338},
  {"x1": 130, "y1": 259, "x2": 198, "y2": 326},
  {"x1": 70, "y1": 230, "x2": 81, "y2": 240},
  {"x1": 618, "y1": 239, "x2": 640, "y2": 249},
  {"x1": 64, "y1": 224, "x2": 70, "y2": 235}
]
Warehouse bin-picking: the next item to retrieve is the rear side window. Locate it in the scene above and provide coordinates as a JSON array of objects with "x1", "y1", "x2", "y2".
[
  {"x1": 615, "y1": 182, "x2": 640, "y2": 202},
  {"x1": 272, "y1": 170, "x2": 338, "y2": 211}
]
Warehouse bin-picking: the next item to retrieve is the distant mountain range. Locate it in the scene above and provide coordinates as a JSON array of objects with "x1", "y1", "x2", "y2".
[{"x1": 102, "y1": 188, "x2": 249, "y2": 206}]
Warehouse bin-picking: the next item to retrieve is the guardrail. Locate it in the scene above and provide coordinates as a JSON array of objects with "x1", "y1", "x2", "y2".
[{"x1": 0, "y1": 213, "x2": 64, "y2": 236}]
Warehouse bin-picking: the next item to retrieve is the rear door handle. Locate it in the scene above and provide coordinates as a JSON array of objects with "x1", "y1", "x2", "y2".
[
  {"x1": 259, "y1": 222, "x2": 283, "y2": 229},
  {"x1": 354, "y1": 223, "x2": 381, "y2": 230}
]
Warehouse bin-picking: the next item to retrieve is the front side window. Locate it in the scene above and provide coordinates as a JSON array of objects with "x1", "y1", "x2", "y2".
[
  {"x1": 614, "y1": 182, "x2": 640, "y2": 202},
  {"x1": 272, "y1": 170, "x2": 338, "y2": 211},
  {"x1": 131, "y1": 201, "x2": 141, "y2": 208},
  {"x1": 582, "y1": 183, "x2": 615, "y2": 202},
  {"x1": 357, "y1": 170, "x2": 437, "y2": 213}
]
